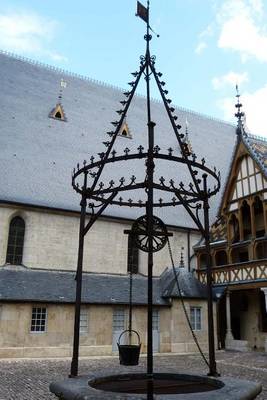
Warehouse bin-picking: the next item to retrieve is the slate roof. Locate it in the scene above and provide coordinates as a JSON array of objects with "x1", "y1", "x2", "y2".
[
  {"x1": 0, "y1": 266, "x2": 208, "y2": 304},
  {"x1": 243, "y1": 133, "x2": 267, "y2": 177},
  {"x1": 0, "y1": 51, "x2": 237, "y2": 228},
  {"x1": 160, "y1": 267, "x2": 208, "y2": 299}
]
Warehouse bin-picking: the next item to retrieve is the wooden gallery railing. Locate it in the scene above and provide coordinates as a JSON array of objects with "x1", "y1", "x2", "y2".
[{"x1": 197, "y1": 259, "x2": 267, "y2": 286}]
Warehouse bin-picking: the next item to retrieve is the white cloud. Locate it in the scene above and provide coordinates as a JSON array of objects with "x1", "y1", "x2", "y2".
[
  {"x1": 249, "y1": 0, "x2": 264, "y2": 15},
  {"x1": 195, "y1": 24, "x2": 213, "y2": 54},
  {"x1": 212, "y1": 71, "x2": 249, "y2": 90},
  {"x1": 195, "y1": 41, "x2": 207, "y2": 54},
  {"x1": 218, "y1": 84, "x2": 267, "y2": 136},
  {"x1": 216, "y1": 0, "x2": 267, "y2": 62},
  {"x1": 0, "y1": 12, "x2": 67, "y2": 62}
]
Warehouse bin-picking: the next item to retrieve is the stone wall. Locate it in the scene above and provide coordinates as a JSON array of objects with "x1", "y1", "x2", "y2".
[
  {"x1": 170, "y1": 298, "x2": 216, "y2": 353},
  {"x1": 0, "y1": 205, "x2": 200, "y2": 276},
  {"x1": 0, "y1": 300, "x2": 214, "y2": 358},
  {"x1": 239, "y1": 290, "x2": 267, "y2": 350}
]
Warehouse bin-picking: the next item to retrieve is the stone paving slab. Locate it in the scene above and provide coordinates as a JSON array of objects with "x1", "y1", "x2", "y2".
[{"x1": 0, "y1": 351, "x2": 266, "y2": 400}]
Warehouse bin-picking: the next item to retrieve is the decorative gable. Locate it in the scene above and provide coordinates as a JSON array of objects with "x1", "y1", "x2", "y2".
[
  {"x1": 219, "y1": 137, "x2": 267, "y2": 215},
  {"x1": 231, "y1": 155, "x2": 266, "y2": 203}
]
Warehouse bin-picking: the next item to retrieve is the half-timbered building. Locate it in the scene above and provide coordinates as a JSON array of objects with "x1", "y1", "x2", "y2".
[{"x1": 196, "y1": 108, "x2": 267, "y2": 352}]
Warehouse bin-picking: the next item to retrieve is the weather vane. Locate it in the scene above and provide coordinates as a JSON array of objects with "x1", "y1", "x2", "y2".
[{"x1": 136, "y1": 1, "x2": 160, "y2": 37}]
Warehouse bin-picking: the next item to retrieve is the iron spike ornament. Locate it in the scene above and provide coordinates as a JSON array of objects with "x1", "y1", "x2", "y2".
[{"x1": 70, "y1": 0, "x2": 220, "y2": 384}]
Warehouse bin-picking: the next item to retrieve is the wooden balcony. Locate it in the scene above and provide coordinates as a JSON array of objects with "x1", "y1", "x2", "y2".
[{"x1": 197, "y1": 258, "x2": 267, "y2": 287}]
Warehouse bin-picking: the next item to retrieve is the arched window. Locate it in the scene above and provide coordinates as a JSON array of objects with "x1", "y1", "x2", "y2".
[
  {"x1": 215, "y1": 250, "x2": 227, "y2": 266},
  {"x1": 241, "y1": 200, "x2": 252, "y2": 240},
  {"x1": 255, "y1": 241, "x2": 267, "y2": 260},
  {"x1": 199, "y1": 253, "x2": 208, "y2": 268},
  {"x1": 229, "y1": 214, "x2": 240, "y2": 243},
  {"x1": 6, "y1": 216, "x2": 25, "y2": 264},
  {"x1": 127, "y1": 235, "x2": 139, "y2": 273},
  {"x1": 253, "y1": 196, "x2": 265, "y2": 238},
  {"x1": 231, "y1": 246, "x2": 249, "y2": 263}
]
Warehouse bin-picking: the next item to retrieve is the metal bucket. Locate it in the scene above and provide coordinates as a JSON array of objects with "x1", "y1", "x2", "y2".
[{"x1": 117, "y1": 330, "x2": 141, "y2": 366}]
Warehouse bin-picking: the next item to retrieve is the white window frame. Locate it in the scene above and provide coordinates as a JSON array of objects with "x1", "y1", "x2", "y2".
[
  {"x1": 190, "y1": 306, "x2": 202, "y2": 331},
  {"x1": 30, "y1": 306, "x2": 47, "y2": 333},
  {"x1": 152, "y1": 309, "x2": 159, "y2": 330},
  {"x1": 113, "y1": 308, "x2": 126, "y2": 332},
  {"x1": 80, "y1": 306, "x2": 88, "y2": 334}
]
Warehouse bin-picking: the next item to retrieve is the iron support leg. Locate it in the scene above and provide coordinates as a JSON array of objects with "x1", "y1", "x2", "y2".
[
  {"x1": 70, "y1": 194, "x2": 87, "y2": 377},
  {"x1": 146, "y1": 120, "x2": 155, "y2": 399},
  {"x1": 203, "y1": 174, "x2": 218, "y2": 377}
]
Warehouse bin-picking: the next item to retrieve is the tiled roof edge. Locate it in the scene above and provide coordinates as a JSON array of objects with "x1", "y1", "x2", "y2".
[
  {"x1": 242, "y1": 134, "x2": 267, "y2": 177},
  {"x1": 0, "y1": 49, "x2": 235, "y2": 128},
  {"x1": 215, "y1": 133, "x2": 239, "y2": 218},
  {"x1": 246, "y1": 132, "x2": 267, "y2": 143}
]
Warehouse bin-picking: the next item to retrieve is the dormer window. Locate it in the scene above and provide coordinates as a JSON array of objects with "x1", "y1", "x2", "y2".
[
  {"x1": 55, "y1": 111, "x2": 62, "y2": 119},
  {"x1": 49, "y1": 103, "x2": 67, "y2": 121},
  {"x1": 119, "y1": 122, "x2": 132, "y2": 138}
]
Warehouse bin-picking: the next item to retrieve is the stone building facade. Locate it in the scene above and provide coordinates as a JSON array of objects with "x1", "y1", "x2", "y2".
[{"x1": 0, "y1": 267, "x2": 214, "y2": 358}]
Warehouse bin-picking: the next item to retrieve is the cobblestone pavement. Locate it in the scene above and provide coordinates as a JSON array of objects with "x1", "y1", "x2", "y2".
[{"x1": 0, "y1": 351, "x2": 266, "y2": 399}]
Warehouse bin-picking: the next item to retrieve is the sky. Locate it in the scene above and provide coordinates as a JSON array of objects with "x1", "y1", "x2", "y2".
[{"x1": 0, "y1": 0, "x2": 267, "y2": 136}]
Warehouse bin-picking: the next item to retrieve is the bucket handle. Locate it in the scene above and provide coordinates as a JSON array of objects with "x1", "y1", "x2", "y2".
[{"x1": 117, "y1": 329, "x2": 141, "y2": 345}]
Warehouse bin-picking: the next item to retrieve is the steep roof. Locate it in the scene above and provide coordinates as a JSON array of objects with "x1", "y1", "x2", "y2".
[
  {"x1": 243, "y1": 133, "x2": 267, "y2": 178},
  {"x1": 217, "y1": 131, "x2": 267, "y2": 217},
  {"x1": 160, "y1": 267, "x2": 208, "y2": 299},
  {"x1": 0, "y1": 266, "x2": 208, "y2": 304},
  {"x1": 0, "y1": 51, "x2": 236, "y2": 228}
]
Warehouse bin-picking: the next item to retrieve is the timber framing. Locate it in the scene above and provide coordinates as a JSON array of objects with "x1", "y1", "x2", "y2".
[{"x1": 196, "y1": 133, "x2": 267, "y2": 288}]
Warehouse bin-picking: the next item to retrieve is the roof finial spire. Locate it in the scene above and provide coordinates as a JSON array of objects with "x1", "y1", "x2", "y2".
[
  {"x1": 181, "y1": 117, "x2": 193, "y2": 156},
  {"x1": 49, "y1": 78, "x2": 67, "y2": 121},
  {"x1": 58, "y1": 78, "x2": 67, "y2": 103},
  {"x1": 185, "y1": 117, "x2": 189, "y2": 136},
  {"x1": 179, "y1": 247, "x2": 185, "y2": 268},
  {"x1": 235, "y1": 84, "x2": 245, "y2": 136}
]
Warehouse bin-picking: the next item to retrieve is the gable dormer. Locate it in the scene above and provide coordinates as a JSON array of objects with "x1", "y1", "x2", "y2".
[
  {"x1": 49, "y1": 103, "x2": 67, "y2": 122},
  {"x1": 220, "y1": 138, "x2": 267, "y2": 216}
]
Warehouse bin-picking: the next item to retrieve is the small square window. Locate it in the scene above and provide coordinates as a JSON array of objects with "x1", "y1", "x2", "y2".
[
  {"x1": 190, "y1": 307, "x2": 201, "y2": 331},
  {"x1": 31, "y1": 307, "x2": 47, "y2": 333}
]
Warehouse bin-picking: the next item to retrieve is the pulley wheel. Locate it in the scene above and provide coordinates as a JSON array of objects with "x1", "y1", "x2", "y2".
[{"x1": 131, "y1": 215, "x2": 168, "y2": 253}]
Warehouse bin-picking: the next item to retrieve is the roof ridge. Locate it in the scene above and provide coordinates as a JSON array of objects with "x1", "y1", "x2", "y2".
[
  {"x1": 246, "y1": 132, "x2": 267, "y2": 143},
  {"x1": 0, "y1": 49, "x2": 235, "y2": 128},
  {"x1": 242, "y1": 134, "x2": 267, "y2": 177},
  {"x1": 0, "y1": 49, "x2": 125, "y2": 93}
]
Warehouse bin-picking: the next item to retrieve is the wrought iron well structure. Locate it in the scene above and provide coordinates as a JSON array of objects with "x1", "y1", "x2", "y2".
[
  {"x1": 46, "y1": 3, "x2": 263, "y2": 399},
  {"x1": 70, "y1": 1, "x2": 223, "y2": 397}
]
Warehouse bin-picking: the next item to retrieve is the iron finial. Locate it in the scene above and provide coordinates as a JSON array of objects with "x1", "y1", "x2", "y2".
[
  {"x1": 235, "y1": 84, "x2": 245, "y2": 136},
  {"x1": 179, "y1": 247, "x2": 185, "y2": 268}
]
